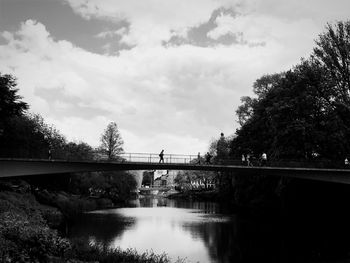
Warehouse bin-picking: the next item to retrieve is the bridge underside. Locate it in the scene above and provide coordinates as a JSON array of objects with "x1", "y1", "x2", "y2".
[{"x1": 1, "y1": 159, "x2": 350, "y2": 184}]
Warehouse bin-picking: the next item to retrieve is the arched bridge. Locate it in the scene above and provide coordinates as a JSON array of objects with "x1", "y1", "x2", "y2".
[{"x1": 1, "y1": 152, "x2": 350, "y2": 184}]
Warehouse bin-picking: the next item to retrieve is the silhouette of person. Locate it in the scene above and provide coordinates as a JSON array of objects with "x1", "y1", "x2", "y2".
[
  {"x1": 205, "y1": 152, "x2": 212, "y2": 164},
  {"x1": 241, "y1": 154, "x2": 246, "y2": 165},
  {"x1": 261, "y1": 152, "x2": 267, "y2": 166},
  {"x1": 48, "y1": 148, "x2": 52, "y2": 160},
  {"x1": 247, "y1": 153, "x2": 253, "y2": 166},
  {"x1": 197, "y1": 152, "x2": 201, "y2": 165},
  {"x1": 159, "y1": 150, "x2": 164, "y2": 163}
]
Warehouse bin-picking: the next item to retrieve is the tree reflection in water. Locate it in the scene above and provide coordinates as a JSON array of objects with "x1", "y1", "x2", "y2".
[{"x1": 68, "y1": 196, "x2": 350, "y2": 263}]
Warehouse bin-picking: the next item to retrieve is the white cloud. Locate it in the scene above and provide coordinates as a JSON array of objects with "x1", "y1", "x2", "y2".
[
  {"x1": 2, "y1": 0, "x2": 347, "y2": 154},
  {"x1": 207, "y1": 14, "x2": 238, "y2": 40},
  {"x1": 95, "y1": 27, "x2": 127, "y2": 39},
  {"x1": 207, "y1": 13, "x2": 319, "y2": 53},
  {"x1": 63, "y1": 0, "x2": 350, "y2": 49},
  {"x1": 0, "y1": 19, "x2": 302, "y2": 154},
  {"x1": 64, "y1": 0, "x2": 239, "y2": 46}
]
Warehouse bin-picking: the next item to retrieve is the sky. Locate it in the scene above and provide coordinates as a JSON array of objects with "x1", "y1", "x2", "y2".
[{"x1": 0, "y1": 0, "x2": 349, "y2": 155}]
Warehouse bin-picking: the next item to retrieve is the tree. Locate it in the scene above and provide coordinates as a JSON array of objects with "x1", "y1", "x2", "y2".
[
  {"x1": 253, "y1": 73, "x2": 284, "y2": 98},
  {"x1": 236, "y1": 73, "x2": 284, "y2": 126},
  {"x1": 313, "y1": 20, "x2": 350, "y2": 104},
  {"x1": 231, "y1": 58, "x2": 342, "y2": 160},
  {"x1": 0, "y1": 73, "x2": 28, "y2": 137},
  {"x1": 236, "y1": 96, "x2": 257, "y2": 126},
  {"x1": 0, "y1": 73, "x2": 28, "y2": 120},
  {"x1": 65, "y1": 141, "x2": 94, "y2": 160},
  {"x1": 100, "y1": 122, "x2": 124, "y2": 160},
  {"x1": 29, "y1": 114, "x2": 67, "y2": 159}
]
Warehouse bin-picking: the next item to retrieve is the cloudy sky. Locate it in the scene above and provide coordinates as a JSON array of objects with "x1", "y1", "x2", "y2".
[{"x1": 0, "y1": 0, "x2": 349, "y2": 154}]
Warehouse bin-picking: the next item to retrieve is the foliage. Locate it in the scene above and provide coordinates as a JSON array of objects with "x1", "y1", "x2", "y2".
[
  {"x1": 100, "y1": 121, "x2": 124, "y2": 160},
  {"x1": 236, "y1": 96, "x2": 257, "y2": 126},
  {"x1": 71, "y1": 239, "x2": 184, "y2": 263},
  {"x1": 0, "y1": 73, "x2": 28, "y2": 123},
  {"x1": 232, "y1": 20, "x2": 350, "y2": 161},
  {"x1": 0, "y1": 112, "x2": 69, "y2": 158},
  {"x1": 65, "y1": 141, "x2": 95, "y2": 160},
  {"x1": 0, "y1": 211, "x2": 71, "y2": 262},
  {"x1": 313, "y1": 20, "x2": 350, "y2": 104},
  {"x1": 29, "y1": 113, "x2": 68, "y2": 158},
  {"x1": 70, "y1": 171, "x2": 137, "y2": 203},
  {"x1": 0, "y1": 191, "x2": 71, "y2": 262}
]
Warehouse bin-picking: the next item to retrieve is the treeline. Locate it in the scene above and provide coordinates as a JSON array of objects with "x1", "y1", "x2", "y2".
[
  {"x1": 0, "y1": 72, "x2": 137, "y2": 201},
  {"x1": 0, "y1": 74, "x2": 123, "y2": 160},
  {"x1": 231, "y1": 20, "x2": 350, "y2": 163}
]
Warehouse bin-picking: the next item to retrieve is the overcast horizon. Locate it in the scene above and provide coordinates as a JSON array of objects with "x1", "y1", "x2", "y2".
[{"x1": 1, "y1": 0, "x2": 349, "y2": 154}]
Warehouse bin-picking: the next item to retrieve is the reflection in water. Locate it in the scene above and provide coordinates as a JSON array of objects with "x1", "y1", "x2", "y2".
[
  {"x1": 69, "y1": 197, "x2": 237, "y2": 263},
  {"x1": 68, "y1": 196, "x2": 349, "y2": 263}
]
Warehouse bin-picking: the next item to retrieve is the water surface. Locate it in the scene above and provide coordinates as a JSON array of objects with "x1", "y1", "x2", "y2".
[
  {"x1": 69, "y1": 196, "x2": 348, "y2": 263},
  {"x1": 69, "y1": 197, "x2": 244, "y2": 263}
]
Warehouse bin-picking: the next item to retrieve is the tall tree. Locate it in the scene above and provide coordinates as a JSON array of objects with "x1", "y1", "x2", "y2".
[
  {"x1": 100, "y1": 122, "x2": 124, "y2": 160},
  {"x1": 0, "y1": 73, "x2": 28, "y2": 120},
  {"x1": 313, "y1": 20, "x2": 350, "y2": 104},
  {"x1": 236, "y1": 96, "x2": 257, "y2": 126},
  {"x1": 0, "y1": 73, "x2": 28, "y2": 136},
  {"x1": 231, "y1": 59, "x2": 339, "y2": 160}
]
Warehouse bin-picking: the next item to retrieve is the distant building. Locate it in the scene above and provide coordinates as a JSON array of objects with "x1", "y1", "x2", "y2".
[
  {"x1": 190, "y1": 178, "x2": 216, "y2": 189},
  {"x1": 154, "y1": 177, "x2": 162, "y2": 187},
  {"x1": 153, "y1": 170, "x2": 178, "y2": 188}
]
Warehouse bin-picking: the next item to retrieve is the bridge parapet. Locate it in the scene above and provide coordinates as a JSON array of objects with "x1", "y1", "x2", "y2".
[{"x1": 111, "y1": 152, "x2": 198, "y2": 164}]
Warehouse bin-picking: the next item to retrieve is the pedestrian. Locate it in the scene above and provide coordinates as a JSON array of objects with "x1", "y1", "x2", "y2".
[
  {"x1": 247, "y1": 153, "x2": 253, "y2": 166},
  {"x1": 197, "y1": 152, "x2": 201, "y2": 165},
  {"x1": 345, "y1": 157, "x2": 349, "y2": 167},
  {"x1": 261, "y1": 152, "x2": 267, "y2": 166},
  {"x1": 48, "y1": 148, "x2": 52, "y2": 161},
  {"x1": 159, "y1": 149, "x2": 164, "y2": 163},
  {"x1": 241, "y1": 154, "x2": 246, "y2": 165},
  {"x1": 205, "y1": 152, "x2": 212, "y2": 165}
]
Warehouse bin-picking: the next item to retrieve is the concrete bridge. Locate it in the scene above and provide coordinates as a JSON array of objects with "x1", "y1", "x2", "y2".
[{"x1": 2, "y1": 155, "x2": 350, "y2": 184}]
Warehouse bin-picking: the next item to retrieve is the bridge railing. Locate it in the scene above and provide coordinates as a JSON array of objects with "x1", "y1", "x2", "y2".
[
  {"x1": 95, "y1": 152, "x2": 347, "y2": 169},
  {"x1": 118, "y1": 153, "x2": 198, "y2": 164},
  {"x1": 5, "y1": 151, "x2": 346, "y2": 169}
]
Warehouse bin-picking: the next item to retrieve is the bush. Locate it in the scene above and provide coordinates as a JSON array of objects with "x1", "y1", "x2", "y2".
[{"x1": 0, "y1": 211, "x2": 71, "y2": 262}]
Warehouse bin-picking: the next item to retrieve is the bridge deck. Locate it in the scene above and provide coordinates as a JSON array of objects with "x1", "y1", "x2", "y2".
[{"x1": 1, "y1": 158, "x2": 350, "y2": 184}]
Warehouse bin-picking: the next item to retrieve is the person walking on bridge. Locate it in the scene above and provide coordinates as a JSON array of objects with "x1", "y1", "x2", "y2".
[
  {"x1": 205, "y1": 152, "x2": 212, "y2": 165},
  {"x1": 260, "y1": 152, "x2": 267, "y2": 166},
  {"x1": 197, "y1": 152, "x2": 201, "y2": 165},
  {"x1": 159, "y1": 149, "x2": 164, "y2": 163}
]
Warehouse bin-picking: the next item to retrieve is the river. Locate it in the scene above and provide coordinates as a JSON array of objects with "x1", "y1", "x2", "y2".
[{"x1": 68, "y1": 196, "x2": 350, "y2": 263}]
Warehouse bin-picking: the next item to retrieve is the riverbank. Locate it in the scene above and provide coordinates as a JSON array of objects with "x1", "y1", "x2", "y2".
[{"x1": 0, "y1": 180, "x2": 183, "y2": 263}]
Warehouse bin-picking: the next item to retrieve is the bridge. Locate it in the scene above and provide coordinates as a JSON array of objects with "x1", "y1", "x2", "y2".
[{"x1": 1, "y1": 152, "x2": 350, "y2": 184}]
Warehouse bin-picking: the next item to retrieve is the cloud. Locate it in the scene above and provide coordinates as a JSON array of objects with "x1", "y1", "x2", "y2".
[
  {"x1": 0, "y1": 19, "x2": 291, "y2": 153},
  {"x1": 2, "y1": 0, "x2": 343, "y2": 155},
  {"x1": 63, "y1": 0, "x2": 239, "y2": 46},
  {"x1": 95, "y1": 27, "x2": 128, "y2": 39}
]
